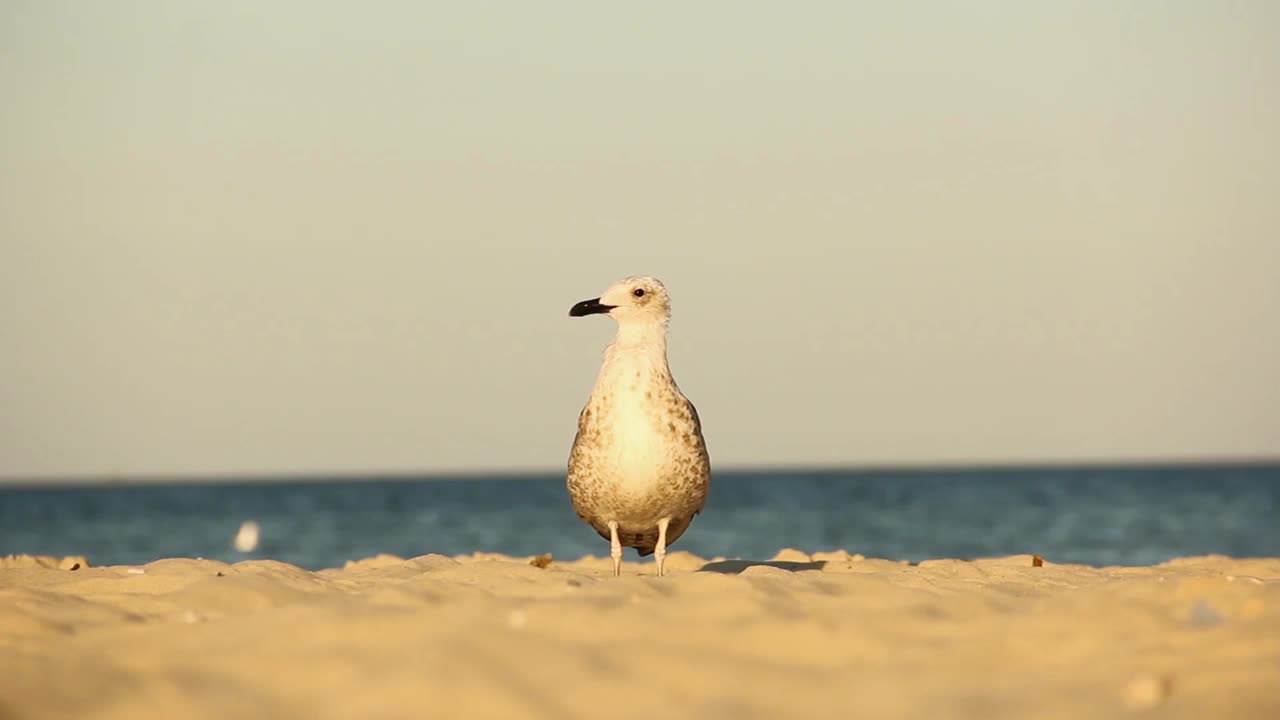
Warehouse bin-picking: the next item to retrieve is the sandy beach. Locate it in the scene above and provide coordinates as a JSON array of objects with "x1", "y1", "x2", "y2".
[{"x1": 1, "y1": 550, "x2": 1277, "y2": 720}]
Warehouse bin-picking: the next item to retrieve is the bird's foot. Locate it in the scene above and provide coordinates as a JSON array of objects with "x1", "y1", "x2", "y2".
[
  {"x1": 654, "y1": 517, "x2": 670, "y2": 578},
  {"x1": 608, "y1": 520, "x2": 622, "y2": 577}
]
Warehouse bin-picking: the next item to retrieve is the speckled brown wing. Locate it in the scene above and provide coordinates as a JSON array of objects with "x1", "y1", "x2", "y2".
[
  {"x1": 680, "y1": 395, "x2": 711, "y2": 516},
  {"x1": 565, "y1": 403, "x2": 601, "y2": 526}
]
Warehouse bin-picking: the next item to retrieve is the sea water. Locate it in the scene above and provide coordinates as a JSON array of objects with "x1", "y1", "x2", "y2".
[{"x1": 2, "y1": 464, "x2": 1276, "y2": 570}]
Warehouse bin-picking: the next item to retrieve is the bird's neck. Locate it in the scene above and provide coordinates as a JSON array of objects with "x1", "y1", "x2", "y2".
[
  {"x1": 599, "y1": 323, "x2": 671, "y2": 382},
  {"x1": 610, "y1": 319, "x2": 669, "y2": 352}
]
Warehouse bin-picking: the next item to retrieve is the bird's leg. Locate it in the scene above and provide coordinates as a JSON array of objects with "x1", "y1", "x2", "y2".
[
  {"x1": 608, "y1": 521, "x2": 622, "y2": 577},
  {"x1": 654, "y1": 517, "x2": 670, "y2": 577}
]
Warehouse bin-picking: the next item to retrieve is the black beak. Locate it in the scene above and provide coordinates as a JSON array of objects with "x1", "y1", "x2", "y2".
[{"x1": 569, "y1": 297, "x2": 615, "y2": 317}]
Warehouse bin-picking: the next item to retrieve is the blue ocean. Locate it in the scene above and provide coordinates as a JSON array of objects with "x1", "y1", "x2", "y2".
[{"x1": 2, "y1": 464, "x2": 1277, "y2": 570}]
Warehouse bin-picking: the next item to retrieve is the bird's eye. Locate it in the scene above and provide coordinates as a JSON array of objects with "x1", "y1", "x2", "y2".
[{"x1": 633, "y1": 288, "x2": 645, "y2": 298}]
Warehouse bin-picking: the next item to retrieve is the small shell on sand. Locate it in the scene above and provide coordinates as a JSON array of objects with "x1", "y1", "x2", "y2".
[
  {"x1": 507, "y1": 609, "x2": 528, "y2": 629},
  {"x1": 1123, "y1": 673, "x2": 1174, "y2": 710}
]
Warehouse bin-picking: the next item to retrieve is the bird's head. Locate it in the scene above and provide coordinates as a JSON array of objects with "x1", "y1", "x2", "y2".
[{"x1": 568, "y1": 276, "x2": 672, "y2": 328}]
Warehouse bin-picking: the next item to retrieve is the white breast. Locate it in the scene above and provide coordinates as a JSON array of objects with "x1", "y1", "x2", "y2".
[
  {"x1": 587, "y1": 363, "x2": 679, "y2": 492},
  {"x1": 607, "y1": 389, "x2": 668, "y2": 485}
]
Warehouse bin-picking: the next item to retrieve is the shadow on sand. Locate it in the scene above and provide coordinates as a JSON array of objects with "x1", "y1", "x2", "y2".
[{"x1": 696, "y1": 559, "x2": 828, "y2": 574}]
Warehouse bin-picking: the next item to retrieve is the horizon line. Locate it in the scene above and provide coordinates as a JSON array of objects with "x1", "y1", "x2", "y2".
[{"x1": 2, "y1": 455, "x2": 1278, "y2": 489}]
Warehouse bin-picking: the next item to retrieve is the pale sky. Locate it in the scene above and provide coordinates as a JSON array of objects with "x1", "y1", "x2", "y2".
[{"x1": 2, "y1": 1, "x2": 1278, "y2": 481}]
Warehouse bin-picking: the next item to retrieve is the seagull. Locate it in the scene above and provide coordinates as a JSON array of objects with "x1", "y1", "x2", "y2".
[{"x1": 566, "y1": 276, "x2": 711, "y2": 577}]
